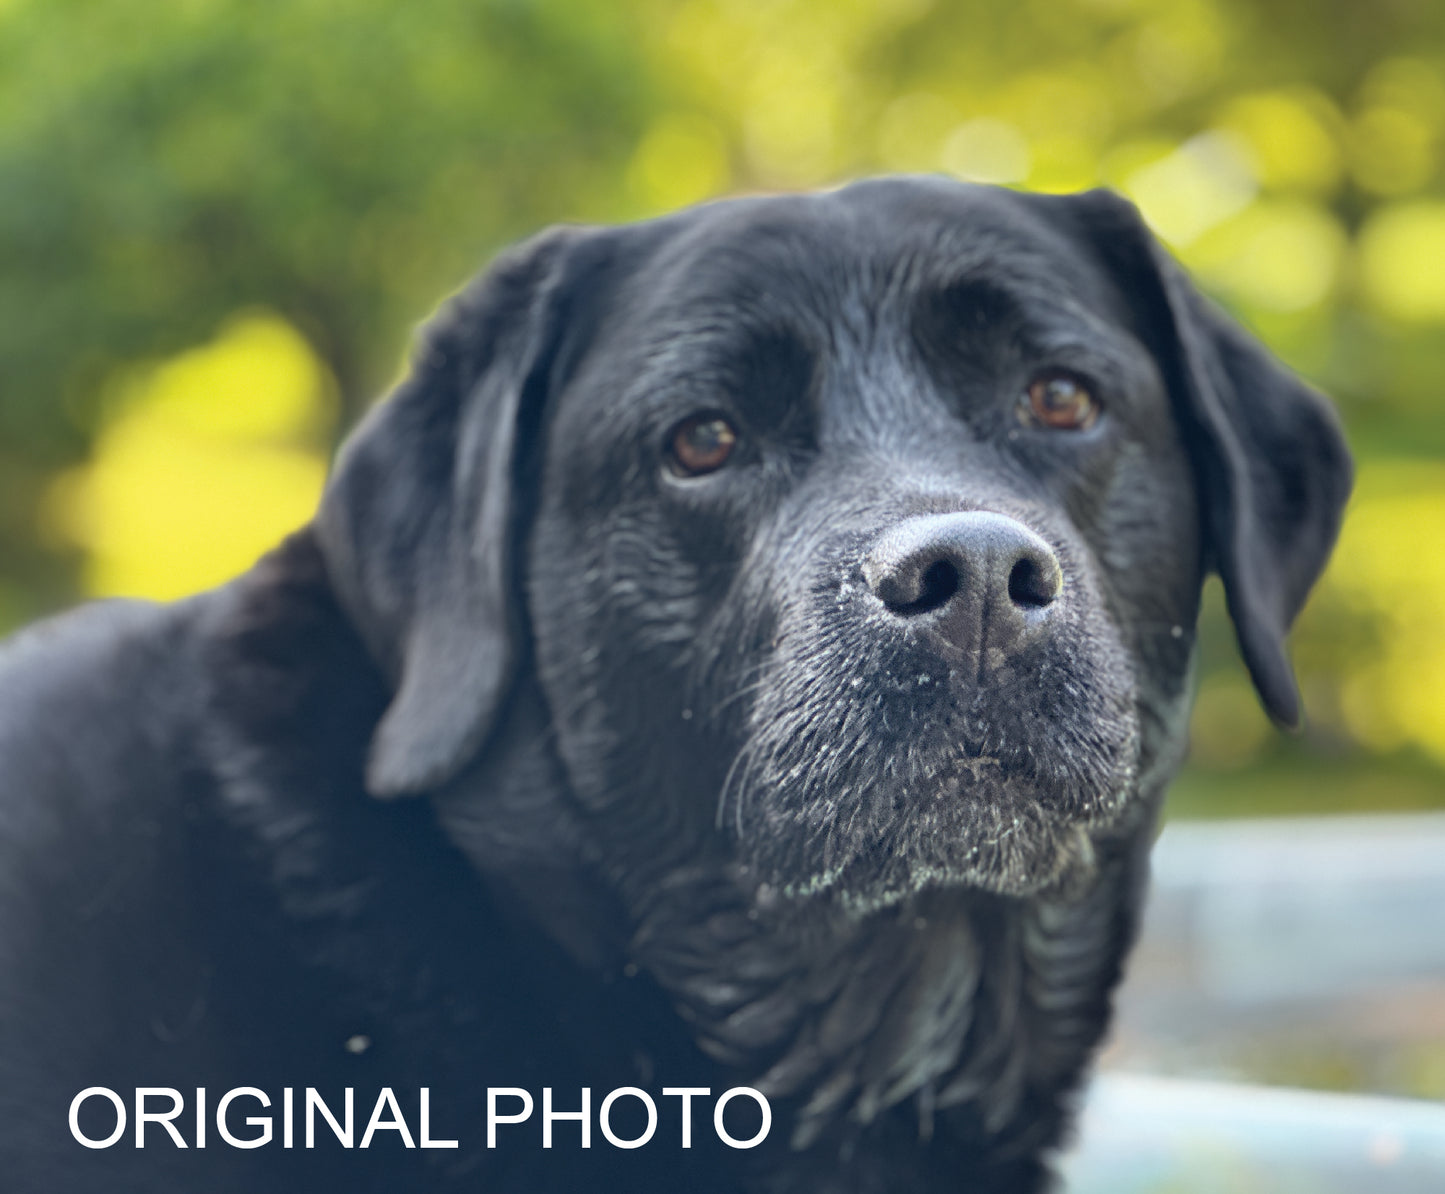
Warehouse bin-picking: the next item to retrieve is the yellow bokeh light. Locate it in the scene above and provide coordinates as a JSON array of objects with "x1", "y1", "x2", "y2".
[
  {"x1": 1323, "y1": 461, "x2": 1445, "y2": 761},
  {"x1": 627, "y1": 112, "x2": 731, "y2": 214},
  {"x1": 875, "y1": 92, "x2": 961, "y2": 173},
  {"x1": 941, "y1": 119, "x2": 1031, "y2": 185},
  {"x1": 997, "y1": 66, "x2": 1114, "y2": 145},
  {"x1": 1216, "y1": 89, "x2": 1343, "y2": 195},
  {"x1": 743, "y1": 46, "x2": 843, "y2": 183},
  {"x1": 1357, "y1": 56, "x2": 1445, "y2": 130},
  {"x1": 1125, "y1": 5, "x2": 1226, "y2": 105},
  {"x1": 1357, "y1": 201, "x2": 1445, "y2": 323},
  {"x1": 1024, "y1": 136, "x2": 1103, "y2": 194},
  {"x1": 44, "y1": 313, "x2": 337, "y2": 601},
  {"x1": 1188, "y1": 198, "x2": 1346, "y2": 312},
  {"x1": 1123, "y1": 132, "x2": 1256, "y2": 247},
  {"x1": 1350, "y1": 106, "x2": 1435, "y2": 197}
]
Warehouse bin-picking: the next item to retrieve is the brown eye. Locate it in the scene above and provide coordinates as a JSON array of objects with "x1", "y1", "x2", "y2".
[
  {"x1": 1020, "y1": 373, "x2": 1100, "y2": 431},
  {"x1": 668, "y1": 413, "x2": 738, "y2": 476}
]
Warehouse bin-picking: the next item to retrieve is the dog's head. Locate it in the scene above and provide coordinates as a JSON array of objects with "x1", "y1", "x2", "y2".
[{"x1": 317, "y1": 178, "x2": 1350, "y2": 911}]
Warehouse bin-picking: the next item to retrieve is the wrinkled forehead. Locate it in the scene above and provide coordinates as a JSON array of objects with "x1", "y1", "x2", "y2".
[
  {"x1": 554, "y1": 179, "x2": 1147, "y2": 442},
  {"x1": 607, "y1": 178, "x2": 1130, "y2": 349}
]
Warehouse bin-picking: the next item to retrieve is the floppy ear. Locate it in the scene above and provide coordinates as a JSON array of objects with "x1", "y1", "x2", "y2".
[
  {"x1": 1050, "y1": 189, "x2": 1353, "y2": 727},
  {"x1": 316, "y1": 225, "x2": 602, "y2": 797}
]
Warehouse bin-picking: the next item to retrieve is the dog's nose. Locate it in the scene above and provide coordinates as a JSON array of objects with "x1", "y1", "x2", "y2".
[{"x1": 863, "y1": 512, "x2": 1062, "y2": 658}]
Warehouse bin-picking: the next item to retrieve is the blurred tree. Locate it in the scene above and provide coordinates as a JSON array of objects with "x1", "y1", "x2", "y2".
[
  {"x1": 0, "y1": 0, "x2": 652, "y2": 619},
  {"x1": 2, "y1": 0, "x2": 1445, "y2": 808}
]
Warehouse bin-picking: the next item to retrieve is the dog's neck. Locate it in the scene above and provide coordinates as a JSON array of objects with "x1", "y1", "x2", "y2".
[
  {"x1": 624, "y1": 830, "x2": 1151, "y2": 1159},
  {"x1": 435, "y1": 672, "x2": 1157, "y2": 1164}
]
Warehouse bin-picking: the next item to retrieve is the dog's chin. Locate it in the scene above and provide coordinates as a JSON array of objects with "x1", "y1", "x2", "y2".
[{"x1": 752, "y1": 767, "x2": 1135, "y2": 914}]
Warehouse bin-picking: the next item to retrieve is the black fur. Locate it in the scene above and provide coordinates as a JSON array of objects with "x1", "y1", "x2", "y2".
[{"x1": 0, "y1": 178, "x2": 1350, "y2": 1192}]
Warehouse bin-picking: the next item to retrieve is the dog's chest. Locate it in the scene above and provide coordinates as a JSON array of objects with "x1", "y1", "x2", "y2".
[{"x1": 629, "y1": 856, "x2": 1135, "y2": 1170}]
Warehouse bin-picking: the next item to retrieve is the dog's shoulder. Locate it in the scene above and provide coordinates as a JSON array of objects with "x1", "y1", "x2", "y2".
[
  {"x1": 0, "y1": 597, "x2": 215, "y2": 1128},
  {"x1": 0, "y1": 531, "x2": 386, "y2": 1001},
  {"x1": 0, "y1": 597, "x2": 201, "y2": 856}
]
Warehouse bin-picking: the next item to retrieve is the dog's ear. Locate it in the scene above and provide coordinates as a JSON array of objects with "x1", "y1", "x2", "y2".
[
  {"x1": 316, "y1": 225, "x2": 603, "y2": 797},
  {"x1": 1047, "y1": 189, "x2": 1353, "y2": 726}
]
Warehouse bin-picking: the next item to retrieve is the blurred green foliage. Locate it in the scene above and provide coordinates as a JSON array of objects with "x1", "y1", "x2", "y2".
[
  {"x1": 0, "y1": 0, "x2": 653, "y2": 616},
  {"x1": 1, "y1": 0, "x2": 1443, "y2": 815}
]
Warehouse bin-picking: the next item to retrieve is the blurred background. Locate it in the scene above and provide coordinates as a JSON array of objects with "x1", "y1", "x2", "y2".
[{"x1": 2, "y1": 0, "x2": 1443, "y2": 1134}]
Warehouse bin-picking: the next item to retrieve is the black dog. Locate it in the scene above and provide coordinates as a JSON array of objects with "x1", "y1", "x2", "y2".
[{"x1": 0, "y1": 178, "x2": 1350, "y2": 1193}]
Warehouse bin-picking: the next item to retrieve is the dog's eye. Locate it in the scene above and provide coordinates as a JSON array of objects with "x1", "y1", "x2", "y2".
[
  {"x1": 1019, "y1": 373, "x2": 1100, "y2": 431},
  {"x1": 668, "y1": 413, "x2": 738, "y2": 476}
]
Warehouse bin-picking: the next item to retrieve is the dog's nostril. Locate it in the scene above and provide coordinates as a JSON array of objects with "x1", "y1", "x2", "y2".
[
  {"x1": 1007, "y1": 556, "x2": 1059, "y2": 609},
  {"x1": 892, "y1": 559, "x2": 960, "y2": 615}
]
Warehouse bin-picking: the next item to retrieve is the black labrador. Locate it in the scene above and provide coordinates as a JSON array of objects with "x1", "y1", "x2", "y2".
[{"x1": 0, "y1": 178, "x2": 1350, "y2": 1193}]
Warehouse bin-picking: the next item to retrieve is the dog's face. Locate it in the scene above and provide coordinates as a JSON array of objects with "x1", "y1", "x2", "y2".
[
  {"x1": 318, "y1": 178, "x2": 1351, "y2": 914},
  {"x1": 527, "y1": 183, "x2": 1198, "y2": 907}
]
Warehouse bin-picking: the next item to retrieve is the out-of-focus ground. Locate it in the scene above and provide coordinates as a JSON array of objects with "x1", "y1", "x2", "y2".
[
  {"x1": 1064, "y1": 813, "x2": 1445, "y2": 1190},
  {"x1": 1063, "y1": 1074, "x2": 1445, "y2": 1193},
  {"x1": 1110, "y1": 814, "x2": 1445, "y2": 1099}
]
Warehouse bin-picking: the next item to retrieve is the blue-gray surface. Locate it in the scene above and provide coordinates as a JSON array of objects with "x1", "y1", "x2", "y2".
[
  {"x1": 1138, "y1": 813, "x2": 1445, "y2": 1005},
  {"x1": 1062, "y1": 1074, "x2": 1445, "y2": 1194},
  {"x1": 1059, "y1": 813, "x2": 1445, "y2": 1192}
]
